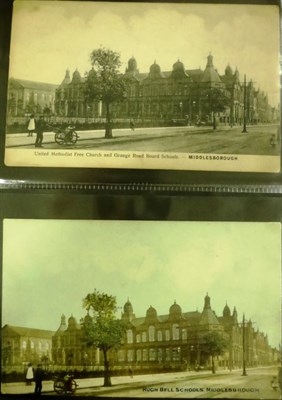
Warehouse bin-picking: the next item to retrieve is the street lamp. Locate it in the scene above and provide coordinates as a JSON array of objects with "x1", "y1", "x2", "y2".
[{"x1": 242, "y1": 313, "x2": 247, "y2": 376}]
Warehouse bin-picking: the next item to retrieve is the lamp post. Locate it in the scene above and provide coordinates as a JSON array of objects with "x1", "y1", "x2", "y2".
[
  {"x1": 242, "y1": 313, "x2": 247, "y2": 376},
  {"x1": 242, "y1": 75, "x2": 248, "y2": 133}
]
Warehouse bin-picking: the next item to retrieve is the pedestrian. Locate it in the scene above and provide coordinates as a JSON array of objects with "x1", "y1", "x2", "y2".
[
  {"x1": 27, "y1": 114, "x2": 35, "y2": 137},
  {"x1": 25, "y1": 363, "x2": 34, "y2": 385},
  {"x1": 35, "y1": 116, "x2": 46, "y2": 148},
  {"x1": 34, "y1": 364, "x2": 44, "y2": 395},
  {"x1": 128, "y1": 366, "x2": 133, "y2": 378},
  {"x1": 271, "y1": 376, "x2": 279, "y2": 391},
  {"x1": 130, "y1": 119, "x2": 135, "y2": 131}
]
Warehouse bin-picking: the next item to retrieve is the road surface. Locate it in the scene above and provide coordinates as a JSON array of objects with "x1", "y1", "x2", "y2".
[{"x1": 6, "y1": 124, "x2": 279, "y2": 156}]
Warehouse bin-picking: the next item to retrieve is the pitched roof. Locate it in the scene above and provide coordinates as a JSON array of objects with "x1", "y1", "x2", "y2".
[
  {"x1": 9, "y1": 78, "x2": 58, "y2": 91},
  {"x1": 2, "y1": 324, "x2": 55, "y2": 338}
]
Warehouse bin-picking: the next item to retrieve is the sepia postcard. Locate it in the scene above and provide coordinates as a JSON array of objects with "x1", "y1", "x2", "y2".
[
  {"x1": 4, "y1": 1, "x2": 281, "y2": 173},
  {"x1": 1, "y1": 219, "x2": 281, "y2": 398}
]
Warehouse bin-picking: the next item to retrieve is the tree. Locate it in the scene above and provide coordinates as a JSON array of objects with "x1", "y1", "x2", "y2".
[
  {"x1": 81, "y1": 289, "x2": 126, "y2": 387},
  {"x1": 84, "y1": 47, "x2": 129, "y2": 139},
  {"x1": 202, "y1": 88, "x2": 230, "y2": 129},
  {"x1": 201, "y1": 331, "x2": 228, "y2": 373}
]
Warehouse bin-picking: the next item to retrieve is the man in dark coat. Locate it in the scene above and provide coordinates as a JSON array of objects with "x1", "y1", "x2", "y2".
[
  {"x1": 35, "y1": 116, "x2": 46, "y2": 148},
  {"x1": 34, "y1": 364, "x2": 44, "y2": 395}
]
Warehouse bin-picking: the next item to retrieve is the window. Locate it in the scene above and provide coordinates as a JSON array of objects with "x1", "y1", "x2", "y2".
[
  {"x1": 38, "y1": 342, "x2": 42, "y2": 351},
  {"x1": 157, "y1": 348, "x2": 162, "y2": 361},
  {"x1": 165, "y1": 330, "x2": 170, "y2": 341},
  {"x1": 34, "y1": 93, "x2": 38, "y2": 104},
  {"x1": 137, "y1": 349, "x2": 142, "y2": 362},
  {"x1": 172, "y1": 347, "x2": 181, "y2": 361},
  {"x1": 149, "y1": 348, "x2": 156, "y2": 361},
  {"x1": 165, "y1": 348, "x2": 171, "y2": 361},
  {"x1": 142, "y1": 332, "x2": 147, "y2": 342},
  {"x1": 127, "y1": 329, "x2": 133, "y2": 344},
  {"x1": 118, "y1": 350, "x2": 125, "y2": 362},
  {"x1": 148, "y1": 326, "x2": 155, "y2": 342},
  {"x1": 30, "y1": 341, "x2": 34, "y2": 349},
  {"x1": 22, "y1": 341, "x2": 27, "y2": 350},
  {"x1": 136, "y1": 334, "x2": 140, "y2": 343},
  {"x1": 182, "y1": 329, "x2": 187, "y2": 341},
  {"x1": 157, "y1": 331, "x2": 162, "y2": 341},
  {"x1": 142, "y1": 349, "x2": 147, "y2": 361},
  {"x1": 172, "y1": 324, "x2": 180, "y2": 340},
  {"x1": 127, "y1": 349, "x2": 134, "y2": 362}
]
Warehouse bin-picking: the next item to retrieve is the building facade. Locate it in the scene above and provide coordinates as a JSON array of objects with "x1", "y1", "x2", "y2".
[
  {"x1": 55, "y1": 54, "x2": 277, "y2": 126},
  {"x1": 50, "y1": 294, "x2": 274, "y2": 371},
  {"x1": 7, "y1": 78, "x2": 58, "y2": 118},
  {"x1": 52, "y1": 314, "x2": 100, "y2": 368},
  {"x1": 1, "y1": 325, "x2": 54, "y2": 369}
]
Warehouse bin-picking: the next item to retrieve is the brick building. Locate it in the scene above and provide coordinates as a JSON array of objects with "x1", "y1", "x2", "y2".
[
  {"x1": 1, "y1": 325, "x2": 54, "y2": 369},
  {"x1": 51, "y1": 294, "x2": 274, "y2": 371},
  {"x1": 55, "y1": 54, "x2": 277, "y2": 126},
  {"x1": 7, "y1": 78, "x2": 58, "y2": 118}
]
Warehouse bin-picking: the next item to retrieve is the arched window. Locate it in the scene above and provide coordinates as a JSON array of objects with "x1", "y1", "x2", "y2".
[
  {"x1": 165, "y1": 330, "x2": 170, "y2": 341},
  {"x1": 182, "y1": 329, "x2": 187, "y2": 341},
  {"x1": 165, "y1": 348, "x2": 171, "y2": 361},
  {"x1": 38, "y1": 341, "x2": 42, "y2": 351},
  {"x1": 118, "y1": 350, "x2": 125, "y2": 362},
  {"x1": 157, "y1": 331, "x2": 162, "y2": 341},
  {"x1": 127, "y1": 349, "x2": 134, "y2": 362},
  {"x1": 136, "y1": 334, "x2": 140, "y2": 343},
  {"x1": 127, "y1": 329, "x2": 133, "y2": 344},
  {"x1": 142, "y1": 332, "x2": 147, "y2": 342},
  {"x1": 137, "y1": 349, "x2": 142, "y2": 361},
  {"x1": 142, "y1": 349, "x2": 147, "y2": 361},
  {"x1": 30, "y1": 341, "x2": 34, "y2": 349},
  {"x1": 148, "y1": 326, "x2": 155, "y2": 342},
  {"x1": 22, "y1": 340, "x2": 27, "y2": 350},
  {"x1": 157, "y1": 348, "x2": 162, "y2": 361},
  {"x1": 172, "y1": 324, "x2": 180, "y2": 340},
  {"x1": 149, "y1": 348, "x2": 156, "y2": 361}
]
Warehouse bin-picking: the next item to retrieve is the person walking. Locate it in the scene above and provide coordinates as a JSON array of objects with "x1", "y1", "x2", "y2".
[
  {"x1": 25, "y1": 363, "x2": 34, "y2": 385},
  {"x1": 35, "y1": 116, "x2": 46, "y2": 148},
  {"x1": 34, "y1": 364, "x2": 44, "y2": 395},
  {"x1": 130, "y1": 119, "x2": 135, "y2": 131},
  {"x1": 27, "y1": 114, "x2": 35, "y2": 137}
]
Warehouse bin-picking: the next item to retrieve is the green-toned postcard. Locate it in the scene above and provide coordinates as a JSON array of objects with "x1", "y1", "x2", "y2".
[{"x1": 1, "y1": 220, "x2": 281, "y2": 398}]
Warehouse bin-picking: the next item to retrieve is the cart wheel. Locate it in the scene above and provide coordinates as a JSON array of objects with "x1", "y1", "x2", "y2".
[
  {"x1": 67, "y1": 379, "x2": 77, "y2": 393},
  {"x1": 54, "y1": 379, "x2": 64, "y2": 394},
  {"x1": 55, "y1": 132, "x2": 65, "y2": 145},
  {"x1": 70, "y1": 131, "x2": 78, "y2": 144}
]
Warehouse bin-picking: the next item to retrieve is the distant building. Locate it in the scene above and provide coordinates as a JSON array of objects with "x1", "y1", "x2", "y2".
[
  {"x1": 55, "y1": 54, "x2": 278, "y2": 125},
  {"x1": 1, "y1": 325, "x2": 54, "y2": 368},
  {"x1": 7, "y1": 78, "x2": 58, "y2": 117}
]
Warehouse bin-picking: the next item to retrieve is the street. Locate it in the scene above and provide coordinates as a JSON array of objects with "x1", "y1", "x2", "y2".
[
  {"x1": 2, "y1": 366, "x2": 280, "y2": 399},
  {"x1": 5, "y1": 124, "x2": 279, "y2": 156},
  {"x1": 71, "y1": 367, "x2": 281, "y2": 399}
]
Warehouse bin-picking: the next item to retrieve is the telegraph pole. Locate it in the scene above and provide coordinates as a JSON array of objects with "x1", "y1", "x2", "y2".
[
  {"x1": 242, "y1": 74, "x2": 248, "y2": 133},
  {"x1": 242, "y1": 313, "x2": 247, "y2": 376}
]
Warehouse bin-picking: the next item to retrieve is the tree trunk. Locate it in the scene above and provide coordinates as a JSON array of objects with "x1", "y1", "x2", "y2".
[
  {"x1": 211, "y1": 355, "x2": 216, "y2": 374},
  {"x1": 212, "y1": 112, "x2": 217, "y2": 130},
  {"x1": 103, "y1": 348, "x2": 112, "y2": 387},
  {"x1": 105, "y1": 102, "x2": 112, "y2": 139}
]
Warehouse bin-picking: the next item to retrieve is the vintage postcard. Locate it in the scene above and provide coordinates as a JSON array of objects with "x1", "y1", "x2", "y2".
[
  {"x1": 4, "y1": 1, "x2": 281, "y2": 173},
  {"x1": 1, "y1": 219, "x2": 281, "y2": 398}
]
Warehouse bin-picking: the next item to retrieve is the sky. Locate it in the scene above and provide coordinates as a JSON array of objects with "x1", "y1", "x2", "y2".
[
  {"x1": 2, "y1": 219, "x2": 281, "y2": 348},
  {"x1": 8, "y1": 1, "x2": 280, "y2": 106}
]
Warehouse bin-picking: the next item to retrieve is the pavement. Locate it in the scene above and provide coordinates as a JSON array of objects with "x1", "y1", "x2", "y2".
[
  {"x1": 1, "y1": 369, "x2": 233, "y2": 395},
  {"x1": 4, "y1": 125, "x2": 214, "y2": 148}
]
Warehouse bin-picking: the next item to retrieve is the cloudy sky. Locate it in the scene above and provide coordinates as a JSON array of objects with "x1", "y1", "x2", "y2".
[
  {"x1": 2, "y1": 219, "x2": 281, "y2": 348},
  {"x1": 9, "y1": 1, "x2": 280, "y2": 106}
]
